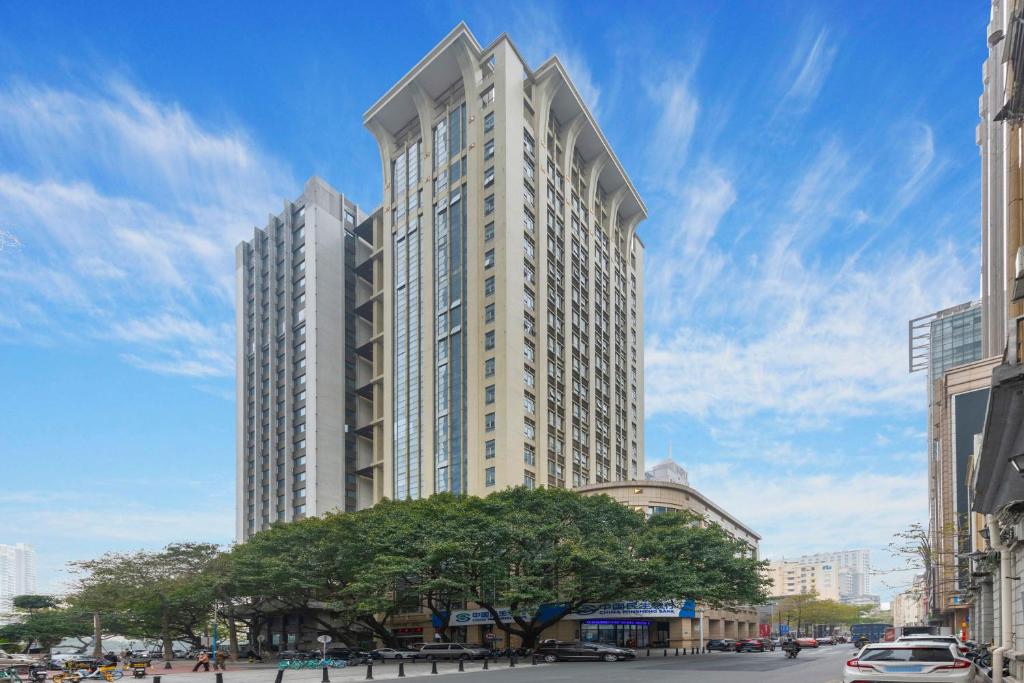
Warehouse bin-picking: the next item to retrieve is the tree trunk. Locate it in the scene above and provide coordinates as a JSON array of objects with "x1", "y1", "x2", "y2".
[
  {"x1": 162, "y1": 612, "x2": 173, "y2": 660},
  {"x1": 228, "y1": 618, "x2": 239, "y2": 659},
  {"x1": 92, "y1": 613, "x2": 103, "y2": 657}
]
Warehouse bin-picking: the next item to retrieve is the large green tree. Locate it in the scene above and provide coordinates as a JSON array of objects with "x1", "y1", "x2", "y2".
[
  {"x1": 70, "y1": 543, "x2": 221, "y2": 658},
  {"x1": 0, "y1": 606, "x2": 92, "y2": 652},
  {"x1": 221, "y1": 487, "x2": 771, "y2": 649}
]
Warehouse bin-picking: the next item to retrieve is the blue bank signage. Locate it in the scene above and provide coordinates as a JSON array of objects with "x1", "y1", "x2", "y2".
[{"x1": 434, "y1": 600, "x2": 696, "y2": 627}]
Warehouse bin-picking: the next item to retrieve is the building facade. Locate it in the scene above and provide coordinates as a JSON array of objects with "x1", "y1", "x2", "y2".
[
  {"x1": 971, "y1": 4, "x2": 1024, "y2": 680},
  {"x1": 892, "y1": 575, "x2": 928, "y2": 630},
  {"x1": 797, "y1": 549, "x2": 871, "y2": 601},
  {"x1": 363, "y1": 24, "x2": 646, "y2": 501},
  {"x1": 644, "y1": 459, "x2": 689, "y2": 486},
  {"x1": 909, "y1": 301, "x2": 987, "y2": 625},
  {"x1": 764, "y1": 560, "x2": 841, "y2": 602},
  {"x1": 235, "y1": 177, "x2": 379, "y2": 540},
  {"x1": 0, "y1": 543, "x2": 36, "y2": 624}
]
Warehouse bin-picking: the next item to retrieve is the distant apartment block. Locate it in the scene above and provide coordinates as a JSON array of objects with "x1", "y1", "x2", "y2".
[
  {"x1": 0, "y1": 543, "x2": 36, "y2": 624},
  {"x1": 764, "y1": 559, "x2": 841, "y2": 602}
]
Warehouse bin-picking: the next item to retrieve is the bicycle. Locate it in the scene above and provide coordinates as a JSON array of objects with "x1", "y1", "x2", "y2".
[
  {"x1": 277, "y1": 658, "x2": 347, "y2": 670},
  {"x1": 53, "y1": 665, "x2": 123, "y2": 683}
]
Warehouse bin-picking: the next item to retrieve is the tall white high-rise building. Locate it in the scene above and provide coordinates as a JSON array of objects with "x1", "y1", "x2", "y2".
[
  {"x1": 0, "y1": 543, "x2": 37, "y2": 622},
  {"x1": 364, "y1": 23, "x2": 646, "y2": 498}
]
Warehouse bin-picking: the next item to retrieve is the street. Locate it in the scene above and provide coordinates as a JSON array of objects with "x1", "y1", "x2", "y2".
[{"x1": 146, "y1": 647, "x2": 850, "y2": 683}]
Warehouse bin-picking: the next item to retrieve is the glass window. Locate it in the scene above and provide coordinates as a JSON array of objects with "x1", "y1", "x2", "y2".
[
  {"x1": 524, "y1": 366, "x2": 535, "y2": 387},
  {"x1": 485, "y1": 413, "x2": 496, "y2": 432},
  {"x1": 485, "y1": 357, "x2": 495, "y2": 377},
  {"x1": 485, "y1": 330, "x2": 495, "y2": 350},
  {"x1": 481, "y1": 86, "x2": 495, "y2": 107},
  {"x1": 485, "y1": 439, "x2": 496, "y2": 458},
  {"x1": 295, "y1": 488, "x2": 306, "y2": 498},
  {"x1": 524, "y1": 340, "x2": 535, "y2": 362},
  {"x1": 524, "y1": 472, "x2": 535, "y2": 489},
  {"x1": 484, "y1": 111, "x2": 495, "y2": 133},
  {"x1": 524, "y1": 291, "x2": 535, "y2": 310},
  {"x1": 485, "y1": 467, "x2": 496, "y2": 487},
  {"x1": 484, "y1": 166, "x2": 495, "y2": 187},
  {"x1": 485, "y1": 276, "x2": 495, "y2": 297},
  {"x1": 524, "y1": 444, "x2": 536, "y2": 466},
  {"x1": 484, "y1": 249, "x2": 495, "y2": 269},
  {"x1": 484, "y1": 139, "x2": 495, "y2": 160},
  {"x1": 485, "y1": 385, "x2": 495, "y2": 404},
  {"x1": 524, "y1": 419, "x2": 535, "y2": 439},
  {"x1": 485, "y1": 303, "x2": 495, "y2": 324},
  {"x1": 484, "y1": 195, "x2": 495, "y2": 215},
  {"x1": 524, "y1": 395, "x2": 535, "y2": 414},
  {"x1": 484, "y1": 221, "x2": 495, "y2": 242}
]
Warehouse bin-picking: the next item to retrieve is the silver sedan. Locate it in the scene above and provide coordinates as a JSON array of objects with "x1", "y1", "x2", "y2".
[{"x1": 370, "y1": 648, "x2": 421, "y2": 660}]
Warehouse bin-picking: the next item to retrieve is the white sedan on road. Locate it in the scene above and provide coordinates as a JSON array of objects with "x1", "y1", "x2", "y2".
[{"x1": 843, "y1": 642, "x2": 978, "y2": 682}]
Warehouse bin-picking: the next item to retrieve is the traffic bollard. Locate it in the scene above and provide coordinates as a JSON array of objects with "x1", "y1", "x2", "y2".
[
  {"x1": 664, "y1": 649, "x2": 667, "y2": 657},
  {"x1": 321, "y1": 666, "x2": 329, "y2": 683},
  {"x1": 675, "y1": 648, "x2": 679, "y2": 656},
  {"x1": 646, "y1": 649, "x2": 650, "y2": 657},
  {"x1": 216, "y1": 674, "x2": 224, "y2": 683},
  {"x1": 164, "y1": 661, "x2": 172, "y2": 670},
  {"x1": 531, "y1": 653, "x2": 537, "y2": 665},
  {"x1": 482, "y1": 657, "x2": 488, "y2": 670},
  {"x1": 430, "y1": 661, "x2": 437, "y2": 675},
  {"x1": 274, "y1": 669, "x2": 284, "y2": 683},
  {"x1": 509, "y1": 655, "x2": 515, "y2": 668},
  {"x1": 153, "y1": 677, "x2": 160, "y2": 683},
  {"x1": 397, "y1": 661, "x2": 405, "y2": 678},
  {"x1": 365, "y1": 662, "x2": 372, "y2": 680},
  {"x1": 457, "y1": 659, "x2": 463, "y2": 672}
]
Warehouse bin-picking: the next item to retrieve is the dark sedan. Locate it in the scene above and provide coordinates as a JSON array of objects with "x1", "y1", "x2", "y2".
[
  {"x1": 535, "y1": 642, "x2": 635, "y2": 662},
  {"x1": 706, "y1": 639, "x2": 736, "y2": 652},
  {"x1": 735, "y1": 638, "x2": 774, "y2": 652}
]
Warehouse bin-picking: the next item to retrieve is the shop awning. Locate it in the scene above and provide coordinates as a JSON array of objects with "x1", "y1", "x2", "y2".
[{"x1": 973, "y1": 363, "x2": 1024, "y2": 512}]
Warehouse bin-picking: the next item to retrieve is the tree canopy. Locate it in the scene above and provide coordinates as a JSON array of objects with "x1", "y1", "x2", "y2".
[{"x1": 47, "y1": 488, "x2": 769, "y2": 650}]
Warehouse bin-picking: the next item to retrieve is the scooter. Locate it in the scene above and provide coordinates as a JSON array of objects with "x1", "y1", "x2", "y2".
[{"x1": 783, "y1": 647, "x2": 800, "y2": 659}]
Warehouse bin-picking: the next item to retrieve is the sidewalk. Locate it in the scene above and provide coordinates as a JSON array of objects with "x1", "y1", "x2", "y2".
[{"x1": 144, "y1": 658, "x2": 541, "y2": 683}]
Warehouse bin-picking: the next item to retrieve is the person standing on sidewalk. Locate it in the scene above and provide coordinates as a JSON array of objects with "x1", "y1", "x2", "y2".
[
  {"x1": 192, "y1": 652, "x2": 210, "y2": 672},
  {"x1": 213, "y1": 650, "x2": 228, "y2": 671}
]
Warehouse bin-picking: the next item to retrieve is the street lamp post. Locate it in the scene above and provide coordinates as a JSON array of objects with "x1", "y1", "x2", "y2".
[
  {"x1": 697, "y1": 605, "x2": 704, "y2": 652},
  {"x1": 212, "y1": 603, "x2": 219, "y2": 662}
]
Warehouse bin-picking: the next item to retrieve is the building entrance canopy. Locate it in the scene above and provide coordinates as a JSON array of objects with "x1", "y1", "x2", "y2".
[{"x1": 433, "y1": 600, "x2": 696, "y2": 627}]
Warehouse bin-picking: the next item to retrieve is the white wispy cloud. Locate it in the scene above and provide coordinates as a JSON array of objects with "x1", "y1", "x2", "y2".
[
  {"x1": 777, "y1": 26, "x2": 838, "y2": 115},
  {"x1": 646, "y1": 73, "x2": 700, "y2": 190},
  {"x1": 0, "y1": 78, "x2": 293, "y2": 378},
  {"x1": 0, "y1": 484, "x2": 234, "y2": 592},
  {"x1": 646, "y1": 241, "x2": 974, "y2": 421},
  {"x1": 484, "y1": 3, "x2": 603, "y2": 115}
]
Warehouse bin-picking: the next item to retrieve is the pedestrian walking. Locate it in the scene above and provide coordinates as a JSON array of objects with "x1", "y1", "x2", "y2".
[
  {"x1": 213, "y1": 650, "x2": 228, "y2": 671},
  {"x1": 192, "y1": 652, "x2": 210, "y2": 672}
]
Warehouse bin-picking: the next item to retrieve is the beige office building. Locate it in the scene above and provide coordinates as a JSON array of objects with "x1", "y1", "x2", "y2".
[
  {"x1": 764, "y1": 560, "x2": 841, "y2": 601},
  {"x1": 363, "y1": 24, "x2": 647, "y2": 500}
]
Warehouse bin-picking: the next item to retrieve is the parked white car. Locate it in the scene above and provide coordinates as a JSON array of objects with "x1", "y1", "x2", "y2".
[
  {"x1": 844, "y1": 642, "x2": 978, "y2": 682},
  {"x1": 0, "y1": 649, "x2": 38, "y2": 667}
]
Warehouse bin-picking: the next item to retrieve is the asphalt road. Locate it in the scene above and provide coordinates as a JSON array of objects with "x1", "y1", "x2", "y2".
[{"x1": 149, "y1": 646, "x2": 852, "y2": 683}]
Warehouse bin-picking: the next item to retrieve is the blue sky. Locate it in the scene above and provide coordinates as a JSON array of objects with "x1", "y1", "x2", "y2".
[{"x1": 0, "y1": 1, "x2": 987, "y2": 601}]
